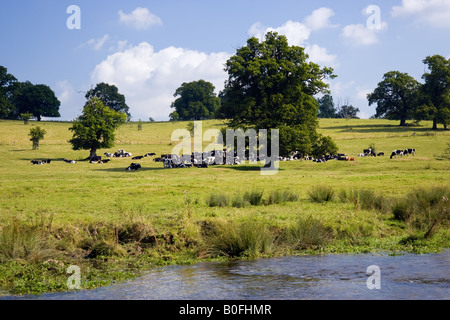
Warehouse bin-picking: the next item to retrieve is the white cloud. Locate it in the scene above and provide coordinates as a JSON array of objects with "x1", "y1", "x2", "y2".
[
  {"x1": 55, "y1": 80, "x2": 86, "y2": 120},
  {"x1": 91, "y1": 42, "x2": 230, "y2": 120},
  {"x1": 356, "y1": 88, "x2": 372, "y2": 101},
  {"x1": 248, "y1": 20, "x2": 311, "y2": 46},
  {"x1": 109, "y1": 40, "x2": 132, "y2": 52},
  {"x1": 304, "y1": 7, "x2": 338, "y2": 30},
  {"x1": 85, "y1": 34, "x2": 110, "y2": 51},
  {"x1": 119, "y1": 7, "x2": 162, "y2": 30},
  {"x1": 305, "y1": 44, "x2": 338, "y2": 67},
  {"x1": 341, "y1": 22, "x2": 387, "y2": 46},
  {"x1": 391, "y1": 0, "x2": 450, "y2": 27},
  {"x1": 247, "y1": 9, "x2": 338, "y2": 67}
]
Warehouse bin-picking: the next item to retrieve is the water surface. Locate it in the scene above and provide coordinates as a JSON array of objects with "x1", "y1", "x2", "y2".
[{"x1": 5, "y1": 251, "x2": 450, "y2": 300}]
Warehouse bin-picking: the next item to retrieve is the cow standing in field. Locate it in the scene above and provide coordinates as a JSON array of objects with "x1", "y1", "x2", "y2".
[
  {"x1": 404, "y1": 149, "x2": 416, "y2": 156},
  {"x1": 390, "y1": 150, "x2": 404, "y2": 159}
]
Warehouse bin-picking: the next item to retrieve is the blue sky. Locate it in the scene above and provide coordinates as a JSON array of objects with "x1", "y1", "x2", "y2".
[{"x1": 1, "y1": 0, "x2": 449, "y2": 121}]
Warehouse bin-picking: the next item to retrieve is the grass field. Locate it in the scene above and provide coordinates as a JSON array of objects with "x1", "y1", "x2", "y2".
[{"x1": 0, "y1": 118, "x2": 449, "y2": 296}]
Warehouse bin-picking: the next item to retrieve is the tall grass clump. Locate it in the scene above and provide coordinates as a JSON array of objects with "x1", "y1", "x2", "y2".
[
  {"x1": 0, "y1": 220, "x2": 55, "y2": 263},
  {"x1": 266, "y1": 189, "x2": 299, "y2": 205},
  {"x1": 308, "y1": 186, "x2": 335, "y2": 203},
  {"x1": 206, "y1": 192, "x2": 230, "y2": 207},
  {"x1": 285, "y1": 216, "x2": 332, "y2": 250},
  {"x1": 206, "y1": 219, "x2": 276, "y2": 258},
  {"x1": 393, "y1": 186, "x2": 450, "y2": 238},
  {"x1": 243, "y1": 189, "x2": 264, "y2": 206}
]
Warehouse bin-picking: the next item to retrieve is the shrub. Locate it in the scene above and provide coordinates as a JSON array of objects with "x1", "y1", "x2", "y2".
[
  {"x1": 308, "y1": 186, "x2": 335, "y2": 203},
  {"x1": 87, "y1": 240, "x2": 126, "y2": 259}
]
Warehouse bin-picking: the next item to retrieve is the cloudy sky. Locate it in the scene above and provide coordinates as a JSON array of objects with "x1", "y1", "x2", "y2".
[{"x1": 1, "y1": 0, "x2": 449, "y2": 121}]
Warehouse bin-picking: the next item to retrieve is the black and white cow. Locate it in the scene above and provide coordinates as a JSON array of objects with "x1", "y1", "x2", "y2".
[
  {"x1": 31, "y1": 159, "x2": 51, "y2": 165},
  {"x1": 63, "y1": 159, "x2": 77, "y2": 164},
  {"x1": 126, "y1": 163, "x2": 141, "y2": 171},
  {"x1": 132, "y1": 156, "x2": 144, "y2": 160},
  {"x1": 90, "y1": 156, "x2": 102, "y2": 163},
  {"x1": 104, "y1": 152, "x2": 114, "y2": 157},
  {"x1": 390, "y1": 150, "x2": 404, "y2": 159},
  {"x1": 403, "y1": 149, "x2": 416, "y2": 156},
  {"x1": 145, "y1": 153, "x2": 156, "y2": 157}
]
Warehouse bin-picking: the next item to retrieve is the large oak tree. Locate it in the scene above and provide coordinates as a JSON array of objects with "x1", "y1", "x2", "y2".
[
  {"x1": 170, "y1": 80, "x2": 220, "y2": 121},
  {"x1": 420, "y1": 55, "x2": 450, "y2": 130},
  {"x1": 69, "y1": 98, "x2": 127, "y2": 159},
  {"x1": 86, "y1": 83, "x2": 131, "y2": 121},
  {"x1": 218, "y1": 32, "x2": 337, "y2": 157},
  {"x1": 367, "y1": 71, "x2": 420, "y2": 126},
  {"x1": 14, "y1": 81, "x2": 61, "y2": 121}
]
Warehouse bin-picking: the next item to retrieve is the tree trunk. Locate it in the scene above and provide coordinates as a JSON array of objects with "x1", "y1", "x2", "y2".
[
  {"x1": 400, "y1": 118, "x2": 406, "y2": 126},
  {"x1": 32, "y1": 140, "x2": 39, "y2": 150},
  {"x1": 433, "y1": 119, "x2": 438, "y2": 130},
  {"x1": 37, "y1": 115, "x2": 42, "y2": 121},
  {"x1": 90, "y1": 148, "x2": 97, "y2": 160}
]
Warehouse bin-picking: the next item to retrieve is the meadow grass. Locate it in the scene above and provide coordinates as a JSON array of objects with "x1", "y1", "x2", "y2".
[{"x1": 0, "y1": 118, "x2": 449, "y2": 295}]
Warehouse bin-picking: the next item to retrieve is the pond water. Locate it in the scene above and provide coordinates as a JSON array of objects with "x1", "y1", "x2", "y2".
[{"x1": 4, "y1": 251, "x2": 450, "y2": 300}]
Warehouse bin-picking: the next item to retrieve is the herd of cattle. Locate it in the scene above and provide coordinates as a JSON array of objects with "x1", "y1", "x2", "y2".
[{"x1": 30, "y1": 147, "x2": 416, "y2": 170}]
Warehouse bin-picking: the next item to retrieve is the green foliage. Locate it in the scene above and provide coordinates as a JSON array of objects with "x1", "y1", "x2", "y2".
[
  {"x1": 308, "y1": 186, "x2": 335, "y2": 203},
  {"x1": 311, "y1": 135, "x2": 339, "y2": 158},
  {"x1": 317, "y1": 94, "x2": 337, "y2": 118},
  {"x1": 219, "y1": 32, "x2": 336, "y2": 157},
  {"x1": 68, "y1": 98, "x2": 127, "y2": 158},
  {"x1": 14, "y1": 82, "x2": 60, "y2": 121},
  {"x1": 86, "y1": 82, "x2": 130, "y2": 120},
  {"x1": 368, "y1": 71, "x2": 420, "y2": 126},
  {"x1": 20, "y1": 112, "x2": 33, "y2": 124},
  {"x1": 421, "y1": 55, "x2": 450, "y2": 130},
  {"x1": 28, "y1": 126, "x2": 46, "y2": 150},
  {"x1": 171, "y1": 80, "x2": 220, "y2": 121},
  {"x1": 0, "y1": 66, "x2": 18, "y2": 119}
]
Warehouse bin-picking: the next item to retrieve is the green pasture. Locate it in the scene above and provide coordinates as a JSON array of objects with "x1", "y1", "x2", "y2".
[
  {"x1": 0, "y1": 118, "x2": 448, "y2": 295},
  {"x1": 0, "y1": 118, "x2": 448, "y2": 226}
]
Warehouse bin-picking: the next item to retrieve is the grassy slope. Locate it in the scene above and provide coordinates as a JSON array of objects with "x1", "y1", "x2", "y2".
[{"x1": 0, "y1": 118, "x2": 449, "y2": 295}]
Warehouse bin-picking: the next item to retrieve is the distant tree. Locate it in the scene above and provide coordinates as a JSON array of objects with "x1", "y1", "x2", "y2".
[
  {"x1": 170, "y1": 80, "x2": 220, "y2": 121},
  {"x1": 149, "y1": 117, "x2": 155, "y2": 122},
  {"x1": 29, "y1": 126, "x2": 46, "y2": 150},
  {"x1": 69, "y1": 98, "x2": 127, "y2": 160},
  {"x1": 367, "y1": 71, "x2": 420, "y2": 126},
  {"x1": 86, "y1": 83, "x2": 131, "y2": 121},
  {"x1": 137, "y1": 119, "x2": 142, "y2": 131},
  {"x1": 336, "y1": 98, "x2": 360, "y2": 119},
  {"x1": 0, "y1": 66, "x2": 18, "y2": 119},
  {"x1": 14, "y1": 82, "x2": 60, "y2": 121},
  {"x1": 317, "y1": 94, "x2": 337, "y2": 118},
  {"x1": 20, "y1": 112, "x2": 33, "y2": 124},
  {"x1": 420, "y1": 55, "x2": 450, "y2": 130},
  {"x1": 218, "y1": 32, "x2": 337, "y2": 157},
  {"x1": 169, "y1": 111, "x2": 179, "y2": 122},
  {"x1": 311, "y1": 135, "x2": 338, "y2": 158}
]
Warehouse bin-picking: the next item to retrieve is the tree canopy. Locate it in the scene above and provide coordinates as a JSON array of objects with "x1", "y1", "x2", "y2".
[
  {"x1": 218, "y1": 32, "x2": 337, "y2": 157},
  {"x1": 368, "y1": 71, "x2": 420, "y2": 126},
  {"x1": 86, "y1": 83, "x2": 131, "y2": 121},
  {"x1": 170, "y1": 80, "x2": 220, "y2": 121},
  {"x1": 0, "y1": 66, "x2": 18, "y2": 119},
  {"x1": 420, "y1": 55, "x2": 450, "y2": 130},
  {"x1": 68, "y1": 98, "x2": 127, "y2": 159},
  {"x1": 317, "y1": 94, "x2": 337, "y2": 118},
  {"x1": 14, "y1": 82, "x2": 61, "y2": 121}
]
